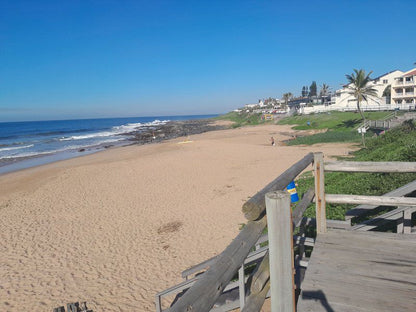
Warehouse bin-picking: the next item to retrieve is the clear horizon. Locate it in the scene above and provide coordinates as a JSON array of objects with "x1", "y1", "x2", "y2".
[
  {"x1": 1, "y1": 0, "x2": 415, "y2": 122},
  {"x1": 0, "y1": 113, "x2": 220, "y2": 124}
]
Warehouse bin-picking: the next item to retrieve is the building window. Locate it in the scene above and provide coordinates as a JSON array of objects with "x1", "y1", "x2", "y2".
[
  {"x1": 383, "y1": 79, "x2": 388, "y2": 84},
  {"x1": 397, "y1": 100, "x2": 403, "y2": 104},
  {"x1": 405, "y1": 99, "x2": 413, "y2": 103}
]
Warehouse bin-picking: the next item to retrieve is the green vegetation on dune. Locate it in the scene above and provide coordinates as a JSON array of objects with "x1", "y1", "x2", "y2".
[
  {"x1": 279, "y1": 111, "x2": 395, "y2": 145},
  {"x1": 295, "y1": 121, "x2": 416, "y2": 221},
  {"x1": 278, "y1": 111, "x2": 391, "y2": 130},
  {"x1": 215, "y1": 111, "x2": 269, "y2": 128}
]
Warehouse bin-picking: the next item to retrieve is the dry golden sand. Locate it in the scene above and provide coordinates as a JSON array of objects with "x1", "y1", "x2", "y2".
[{"x1": 0, "y1": 124, "x2": 358, "y2": 311}]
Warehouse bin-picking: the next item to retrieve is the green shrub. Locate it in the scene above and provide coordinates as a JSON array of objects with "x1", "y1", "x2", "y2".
[{"x1": 295, "y1": 122, "x2": 416, "y2": 221}]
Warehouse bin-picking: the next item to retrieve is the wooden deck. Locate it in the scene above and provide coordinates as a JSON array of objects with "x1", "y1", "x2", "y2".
[{"x1": 297, "y1": 230, "x2": 416, "y2": 312}]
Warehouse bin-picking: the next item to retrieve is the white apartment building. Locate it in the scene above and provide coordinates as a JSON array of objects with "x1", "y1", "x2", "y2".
[
  {"x1": 391, "y1": 68, "x2": 416, "y2": 109},
  {"x1": 331, "y1": 70, "x2": 404, "y2": 110}
]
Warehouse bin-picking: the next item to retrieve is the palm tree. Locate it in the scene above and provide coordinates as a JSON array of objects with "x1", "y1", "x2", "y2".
[
  {"x1": 282, "y1": 92, "x2": 293, "y2": 107},
  {"x1": 345, "y1": 69, "x2": 378, "y2": 147},
  {"x1": 319, "y1": 83, "x2": 330, "y2": 97}
]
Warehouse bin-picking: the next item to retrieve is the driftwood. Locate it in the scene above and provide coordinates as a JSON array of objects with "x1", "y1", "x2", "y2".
[{"x1": 242, "y1": 153, "x2": 314, "y2": 221}]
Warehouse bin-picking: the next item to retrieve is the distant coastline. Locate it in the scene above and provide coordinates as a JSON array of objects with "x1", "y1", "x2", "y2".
[{"x1": 0, "y1": 114, "x2": 222, "y2": 175}]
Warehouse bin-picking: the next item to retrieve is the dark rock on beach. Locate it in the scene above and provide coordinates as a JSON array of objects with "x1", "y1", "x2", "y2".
[{"x1": 127, "y1": 119, "x2": 231, "y2": 145}]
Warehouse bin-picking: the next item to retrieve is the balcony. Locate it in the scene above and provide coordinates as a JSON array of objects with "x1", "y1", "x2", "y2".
[{"x1": 393, "y1": 92, "x2": 415, "y2": 99}]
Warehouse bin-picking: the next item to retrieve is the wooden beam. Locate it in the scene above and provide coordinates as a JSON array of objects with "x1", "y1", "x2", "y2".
[
  {"x1": 345, "y1": 179, "x2": 416, "y2": 220},
  {"x1": 314, "y1": 152, "x2": 327, "y2": 234},
  {"x1": 241, "y1": 281, "x2": 270, "y2": 312},
  {"x1": 326, "y1": 219, "x2": 351, "y2": 230},
  {"x1": 326, "y1": 194, "x2": 416, "y2": 206},
  {"x1": 251, "y1": 250, "x2": 270, "y2": 294},
  {"x1": 292, "y1": 188, "x2": 315, "y2": 228},
  {"x1": 352, "y1": 206, "x2": 416, "y2": 231},
  {"x1": 168, "y1": 216, "x2": 267, "y2": 312},
  {"x1": 324, "y1": 161, "x2": 416, "y2": 173},
  {"x1": 265, "y1": 191, "x2": 295, "y2": 312},
  {"x1": 242, "y1": 153, "x2": 314, "y2": 221},
  {"x1": 250, "y1": 236, "x2": 314, "y2": 294}
]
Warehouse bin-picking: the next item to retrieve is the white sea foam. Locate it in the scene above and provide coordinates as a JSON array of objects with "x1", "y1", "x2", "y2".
[
  {"x1": 0, "y1": 144, "x2": 34, "y2": 152},
  {"x1": 0, "y1": 138, "x2": 124, "y2": 160},
  {"x1": 59, "y1": 119, "x2": 169, "y2": 141},
  {"x1": 60, "y1": 131, "x2": 115, "y2": 141}
]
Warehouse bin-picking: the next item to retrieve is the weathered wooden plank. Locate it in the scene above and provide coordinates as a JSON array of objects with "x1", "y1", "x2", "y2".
[
  {"x1": 242, "y1": 153, "x2": 314, "y2": 221},
  {"x1": 238, "y1": 265, "x2": 245, "y2": 309},
  {"x1": 324, "y1": 161, "x2": 416, "y2": 173},
  {"x1": 297, "y1": 230, "x2": 416, "y2": 312},
  {"x1": 168, "y1": 216, "x2": 267, "y2": 312},
  {"x1": 314, "y1": 152, "x2": 327, "y2": 234},
  {"x1": 266, "y1": 191, "x2": 295, "y2": 312},
  {"x1": 251, "y1": 250, "x2": 270, "y2": 294},
  {"x1": 326, "y1": 194, "x2": 416, "y2": 206},
  {"x1": 181, "y1": 256, "x2": 217, "y2": 280},
  {"x1": 326, "y1": 219, "x2": 351, "y2": 229},
  {"x1": 292, "y1": 188, "x2": 315, "y2": 228},
  {"x1": 241, "y1": 281, "x2": 270, "y2": 312},
  {"x1": 345, "y1": 179, "x2": 416, "y2": 220},
  {"x1": 352, "y1": 206, "x2": 416, "y2": 231}
]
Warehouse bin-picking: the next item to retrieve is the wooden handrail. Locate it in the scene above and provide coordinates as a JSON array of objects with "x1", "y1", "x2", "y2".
[
  {"x1": 168, "y1": 153, "x2": 314, "y2": 312},
  {"x1": 325, "y1": 194, "x2": 416, "y2": 206},
  {"x1": 168, "y1": 216, "x2": 267, "y2": 312},
  {"x1": 324, "y1": 161, "x2": 416, "y2": 173},
  {"x1": 242, "y1": 152, "x2": 314, "y2": 221},
  {"x1": 345, "y1": 179, "x2": 416, "y2": 220}
]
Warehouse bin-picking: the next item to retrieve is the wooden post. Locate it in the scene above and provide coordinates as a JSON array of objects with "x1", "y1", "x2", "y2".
[
  {"x1": 155, "y1": 295, "x2": 162, "y2": 312},
  {"x1": 314, "y1": 152, "x2": 327, "y2": 234},
  {"x1": 238, "y1": 264, "x2": 245, "y2": 309},
  {"x1": 265, "y1": 191, "x2": 295, "y2": 312},
  {"x1": 399, "y1": 208, "x2": 413, "y2": 234},
  {"x1": 404, "y1": 209, "x2": 412, "y2": 234}
]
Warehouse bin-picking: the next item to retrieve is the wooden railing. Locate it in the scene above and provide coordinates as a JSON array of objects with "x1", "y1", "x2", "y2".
[
  {"x1": 156, "y1": 153, "x2": 416, "y2": 312},
  {"x1": 315, "y1": 154, "x2": 416, "y2": 234},
  {"x1": 156, "y1": 153, "x2": 315, "y2": 312}
]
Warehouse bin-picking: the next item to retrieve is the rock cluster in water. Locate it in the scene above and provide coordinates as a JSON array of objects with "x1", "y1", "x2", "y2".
[{"x1": 127, "y1": 119, "x2": 230, "y2": 145}]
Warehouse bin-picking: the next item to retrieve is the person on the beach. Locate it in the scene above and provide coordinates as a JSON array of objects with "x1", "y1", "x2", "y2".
[{"x1": 270, "y1": 136, "x2": 275, "y2": 146}]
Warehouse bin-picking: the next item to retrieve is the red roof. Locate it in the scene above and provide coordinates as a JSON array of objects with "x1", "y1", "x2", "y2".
[{"x1": 404, "y1": 69, "x2": 416, "y2": 77}]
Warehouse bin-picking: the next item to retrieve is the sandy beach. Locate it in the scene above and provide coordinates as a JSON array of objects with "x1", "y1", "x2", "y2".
[{"x1": 0, "y1": 124, "x2": 358, "y2": 311}]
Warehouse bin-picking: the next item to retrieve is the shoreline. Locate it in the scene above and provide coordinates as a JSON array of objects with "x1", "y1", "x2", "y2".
[
  {"x1": 0, "y1": 118, "x2": 231, "y2": 176},
  {"x1": 0, "y1": 124, "x2": 359, "y2": 311}
]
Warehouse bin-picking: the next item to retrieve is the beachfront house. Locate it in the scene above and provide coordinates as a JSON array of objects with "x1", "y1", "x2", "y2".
[
  {"x1": 391, "y1": 68, "x2": 416, "y2": 110},
  {"x1": 298, "y1": 67, "x2": 416, "y2": 114},
  {"x1": 330, "y1": 70, "x2": 404, "y2": 111}
]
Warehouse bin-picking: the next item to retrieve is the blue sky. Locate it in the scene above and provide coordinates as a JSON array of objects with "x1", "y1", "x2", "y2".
[{"x1": 1, "y1": 0, "x2": 415, "y2": 122}]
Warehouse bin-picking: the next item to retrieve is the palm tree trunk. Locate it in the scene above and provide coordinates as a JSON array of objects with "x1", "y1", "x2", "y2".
[{"x1": 357, "y1": 100, "x2": 366, "y2": 147}]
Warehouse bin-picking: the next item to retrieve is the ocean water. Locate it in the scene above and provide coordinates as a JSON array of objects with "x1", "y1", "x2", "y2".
[{"x1": 0, "y1": 114, "x2": 217, "y2": 174}]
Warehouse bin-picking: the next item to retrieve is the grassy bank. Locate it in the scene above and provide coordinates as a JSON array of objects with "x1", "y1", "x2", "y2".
[
  {"x1": 215, "y1": 111, "x2": 270, "y2": 128},
  {"x1": 278, "y1": 111, "x2": 394, "y2": 145},
  {"x1": 295, "y1": 120, "x2": 416, "y2": 221}
]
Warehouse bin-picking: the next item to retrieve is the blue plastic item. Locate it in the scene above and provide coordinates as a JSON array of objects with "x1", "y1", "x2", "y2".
[{"x1": 286, "y1": 181, "x2": 299, "y2": 203}]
